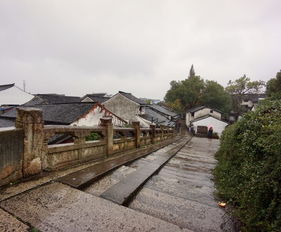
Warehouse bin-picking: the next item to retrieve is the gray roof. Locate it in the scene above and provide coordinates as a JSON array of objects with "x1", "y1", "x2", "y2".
[
  {"x1": 0, "y1": 118, "x2": 15, "y2": 128},
  {"x1": 187, "y1": 105, "x2": 222, "y2": 114},
  {"x1": 119, "y1": 91, "x2": 146, "y2": 105},
  {"x1": 82, "y1": 94, "x2": 110, "y2": 103},
  {"x1": 191, "y1": 114, "x2": 228, "y2": 124},
  {"x1": 240, "y1": 94, "x2": 267, "y2": 103},
  {"x1": 24, "y1": 94, "x2": 81, "y2": 106},
  {"x1": 140, "y1": 106, "x2": 175, "y2": 127},
  {"x1": 0, "y1": 83, "x2": 14, "y2": 91},
  {"x1": 1, "y1": 103, "x2": 96, "y2": 125},
  {"x1": 149, "y1": 104, "x2": 177, "y2": 117}
]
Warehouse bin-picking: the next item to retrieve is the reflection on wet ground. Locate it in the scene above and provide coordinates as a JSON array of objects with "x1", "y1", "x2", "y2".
[{"x1": 129, "y1": 137, "x2": 235, "y2": 232}]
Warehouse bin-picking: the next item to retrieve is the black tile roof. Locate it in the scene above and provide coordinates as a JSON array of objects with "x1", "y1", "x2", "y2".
[
  {"x1": 118, "y1": 91, "x2": 146, "y2": 105},
  {"x1": 0, "y1": 83, "x2": 14, "y2": 91},
  {"x1": 149, "y1": 104, "x2": 177, "y2": 117},
  {"x1": 0, "y1": 118, "x2": 15, "y2": 128},
  {"x1": 140, "y1": 106, "x2": 175, "y2": 127},
  {"x1": 240, "y1": 94, "x2": 267, "y2": 103},
  {"x1": 1, "y1": 103, "x2": 96, "y2": 124},
  {"x1": 24, "y1": 94, "x2": 81, "y2": 106},
  {"x1": 81, "y1": 94, "x2": 110, "y2": 103},
  {"x1": 190, "y1": 114, "x2": 228, "y2": 124},
  {"x1": 187, "y1": 106, "x2": 207, "y2": 113},
  {"x1": 187, "y1": 105, "x2": 222, "y2": 114}
]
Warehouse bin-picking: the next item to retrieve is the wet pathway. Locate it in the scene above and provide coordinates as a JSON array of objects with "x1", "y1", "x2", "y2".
[
  {"x1": 128, "y1": 137, "x2": 234, "y2": 232},
  {"x1": 0, "y1": 137, "x2": 235, "y2": 232}
]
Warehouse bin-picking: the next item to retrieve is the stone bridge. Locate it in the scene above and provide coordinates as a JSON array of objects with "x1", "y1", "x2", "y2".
[{"x1": 0, "y1": 108, "x2": 236, "y2": 232}]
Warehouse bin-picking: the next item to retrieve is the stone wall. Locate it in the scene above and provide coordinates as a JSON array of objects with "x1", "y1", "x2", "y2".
[
  {"x1": 0, "y1": 108, "x2": 177, "y2": 187},
  {"x1": 103, "y1": 93, "x2": 140, "y2": 122},
  {"x1": 0, "y1": 129, "x2": 24, "y2": 186}
]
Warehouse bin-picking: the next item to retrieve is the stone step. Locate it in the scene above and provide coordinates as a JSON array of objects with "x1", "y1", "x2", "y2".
[{"x1": 100, "y1": 138, "x2": 190, "y2": 205}]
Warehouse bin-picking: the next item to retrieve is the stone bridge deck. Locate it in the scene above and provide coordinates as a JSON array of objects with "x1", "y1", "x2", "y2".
[{"x1": 0, "y1": 137, "x2": 235, "y2": 232}]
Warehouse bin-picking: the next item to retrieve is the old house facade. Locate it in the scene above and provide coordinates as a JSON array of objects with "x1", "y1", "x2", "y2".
[
  {"x1": 0, "y1": 103, "x2": 126, "y2": 128},
  {"x1": 186, "y1": 106, "x2": 222, "y2": 126},
  {"x1": 103, "y1": 91, "x2": 146, "y2": 124}
]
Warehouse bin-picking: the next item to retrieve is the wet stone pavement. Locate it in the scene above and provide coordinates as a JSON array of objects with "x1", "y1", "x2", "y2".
[
  {"x1": 129, "y1": 137, "x2": 235, "y2": 232},
  {"x1": 0, "y1": 137, "x2": 236, "y2": 232}
]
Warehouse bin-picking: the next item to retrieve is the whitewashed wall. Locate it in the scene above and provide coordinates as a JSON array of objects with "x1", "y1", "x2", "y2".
[
  {"x1": 192, "y1": 116, "x2": 228, "y2": 136},
  {"x1": 103, "y1": 93, "x2": 140, "y2": 123},
  {"x1": 71, "y1": 105, "x2": 126, "y2": 127},
  {"x1": 186, "y1": 107, "x2": 221, "y2": 125}
]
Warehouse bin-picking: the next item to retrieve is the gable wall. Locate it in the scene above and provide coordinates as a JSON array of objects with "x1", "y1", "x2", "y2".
[
  {"x1": 103, "y1": 93, "x2": 140, "y2": 122},
  {"x1": 81, "y1": 97, "x2": 94, "y2": 102},
  {"x1": 192, "y1": 117, "x2": 228, "y2": 136},
  {"x1": 186, "y1": 107, "x2": 221, "y2": 125},
  {"x1": 71, "y1": 105, "x2": 126, "y2": 127}
]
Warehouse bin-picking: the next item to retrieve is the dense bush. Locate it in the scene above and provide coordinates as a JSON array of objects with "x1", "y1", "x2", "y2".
[{"x1": 214, "y1": 100, "x2": 281, "y2": 232}]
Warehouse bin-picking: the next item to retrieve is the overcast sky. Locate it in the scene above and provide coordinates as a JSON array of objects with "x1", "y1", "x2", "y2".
[{"x1": 1, "y1": 0, "x2": 280, "y2": 100}]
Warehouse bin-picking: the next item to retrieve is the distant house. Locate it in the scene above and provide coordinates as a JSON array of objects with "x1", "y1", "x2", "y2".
[
  {"x1": 190, "y1": 115, "x2": 228, "y2": 136},
  {"x1": 240, "y1": 94, "x2": 266, "y2": 111},
  {"x1": 186, "y1": 106, "x2": 222, "y2": 126},
  {"x1": 81, "y1": 93, "x2": 110, "y2": 103},
  {"x1": 0, "y1": 83, "x2": 34, "y2": 113},
  {"x1": 103, "y1": 91, "x2": 147, "y2": 125},
  {"x1": 138, "y1": 105, "x2": 178, "y2": 127},
  {"x1": 0, "y1": 103, "x2": 127, "y2": 128},
  {"x1": 24, "y1": 94, "x2": 81, "y2": 106},
  {"x1": 103, "y1": 91, "x2": 177, "y2": 127},
  {"x1": 229, "y1": 93, "x2": 267, "y2": 122}
]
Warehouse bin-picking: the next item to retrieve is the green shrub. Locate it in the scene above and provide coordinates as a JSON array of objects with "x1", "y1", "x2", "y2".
[
  {"x1": 85, "y1": 132, "x2": 101, "y2": 141},
  {"x1": 214, "y1": 100, "x2": 281, "y2": 232}
]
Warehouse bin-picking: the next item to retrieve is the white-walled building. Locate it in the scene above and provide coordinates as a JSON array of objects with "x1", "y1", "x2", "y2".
[
  {"x1": 186, "y1": 106, "x2": 222, "y2": 126},
  {"x1": 191, "y1": 115, "x2": 228, "y2": 136}
]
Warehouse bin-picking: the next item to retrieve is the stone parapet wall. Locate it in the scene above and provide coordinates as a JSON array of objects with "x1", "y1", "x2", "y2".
[
  {"x1": 0, "y1": 108, "x2": 178, "y2": 187},
  {"x1": 0, "y1": 129, "x2": 24, "y2": 186}
]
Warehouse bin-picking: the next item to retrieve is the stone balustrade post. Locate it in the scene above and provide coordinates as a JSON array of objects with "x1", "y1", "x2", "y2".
[
  {"x1": 150, "y1": 124, "x2": 156, "y2": 144},
  {"x1": 100, "y1": 117, "x2": 113, "y2": 156},
  {"x1": 132, "y1": 121, "x2": 141, "y2": 148},
  {"x1": 15, "y1": 108, "x2": 44, "y2": 177},
  {"x1": 160, "y1": 125, "x2": 164, "y2": 140}
]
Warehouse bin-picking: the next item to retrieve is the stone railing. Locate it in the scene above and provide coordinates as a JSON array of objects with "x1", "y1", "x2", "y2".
[{"x1": 0, "y1": 108, "x2": 178, "y2": 186}]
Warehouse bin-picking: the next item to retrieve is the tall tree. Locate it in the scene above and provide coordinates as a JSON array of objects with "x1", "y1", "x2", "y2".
[
  {"x1": 266, "y1": 70, "x2": 281, "y2": 99},
  {"x1": 226, "y1": 75, "x2": 265, "y2": 113},
  {"x1": 165, "y1": 65, "x2": 231, "y2": 114},
  {"x1": 226, "y1": 75, "x2": 265, "y2": 95},
  {"x1": 202, "y1": 80, "x2": 232, "y2": 113},
  {"x1": 164, "y1": 75, "x2": 204, "y2": 112}
]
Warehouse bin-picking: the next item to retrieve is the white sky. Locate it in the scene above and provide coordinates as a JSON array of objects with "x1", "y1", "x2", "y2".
[{"x1": 1, "y1": 0, "x2": 280, "y2": 99}]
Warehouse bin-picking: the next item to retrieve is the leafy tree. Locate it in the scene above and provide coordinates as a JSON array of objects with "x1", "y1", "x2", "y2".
[
  {"x1": 266, "y1": 70, "x2": 281, "y2": 99},
  {"x1": 202, "y1": 80, "x2": 232, "y2": 113},
  {"x1": 165, "y1": 75, "x2": 204, "y2": 112},
  {"x1": 226, "y1": 75, "x2": 265, "y2": 95},
  {"x1": 165, "y1": 66, "x2": 231, "y2": 114},
  {"x1": 226, "y1": 75, "x2": 265, "y2": 113}
]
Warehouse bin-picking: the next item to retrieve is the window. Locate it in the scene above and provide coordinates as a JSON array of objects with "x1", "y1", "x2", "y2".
[
  {"x1": 191, "y1": 112, "x2": 194, "y2": 117},
  {"x1": 210, "y1": 110, "x2": 213, "y2": 113}
]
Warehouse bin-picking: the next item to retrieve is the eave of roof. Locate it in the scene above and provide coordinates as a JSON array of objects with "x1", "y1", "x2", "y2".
[
  {"x1": 0, "y1": 83, "x2": 15, "y2": 91},
  {"x1": 190, "y1": 114, "x2": 228, "y2": 124}
]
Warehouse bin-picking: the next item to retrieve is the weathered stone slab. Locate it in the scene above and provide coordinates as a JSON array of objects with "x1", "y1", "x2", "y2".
[
  {"x1": 0, "y1": 182, "x2": 192, "y2": 232},
  {"x1": 0, "y1": 208, "x2": 29, "y2": 232},
  {"x1": 57, "y1": 137, "x2": 183, "y2": 189},
  {"x1": 100, "y1": 138, "x2": 190, "y2": 205}
]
